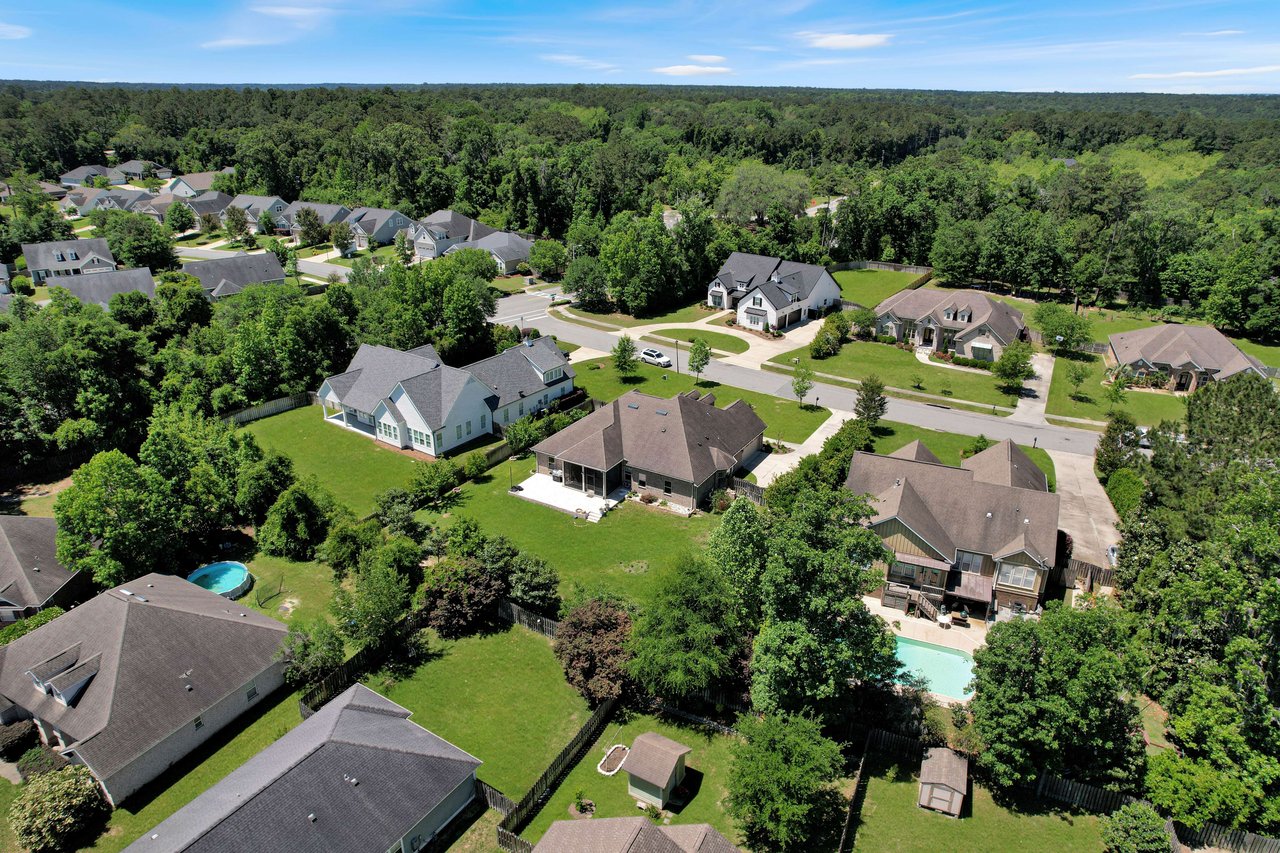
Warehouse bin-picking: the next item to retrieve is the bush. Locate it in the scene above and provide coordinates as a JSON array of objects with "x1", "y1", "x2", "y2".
[
  {"x1": 1105, "y1": 468, "x2": 1145, "y2": 518},
  {"x1": 10, "y1": 274, "x2": 34, "y2": 296},
  {"x1": 258, "y1": 482, "x2": 335, "y2": 561},
  {"x1": 0, "y1": 720, "x2": 37, "y2": 760},
  {"x1": 808, "y1": 328, "x2": 842, "y2": 359},
  {"x1": 1100, "y1": 802, "x2": 1171, "y2": 853},
  {"x1": 709, "y1": 488, "x2": 732, "y2": 513},
  {"x1": 10, "y1": 765, "x2": 109, "y2": 853},
  {"x1": 411, "y1": 458, "x2": 460, "y2": 509},
  {"x1": 421, "y1": 557, "x2": 507, "y2": 639},
  {"x1": 554, "y1": 598, "x2": 633, "y2": 705},
  {"x1": 950, "y1": 355, "x2": 994, "y2": 370},
  {"x1": 462, "y1": 452, "x2": 490, "y2": 481},
  {"x1": 0, "y1": 608, "x2": 64, "y2": 645},
  {"x1": 17, "y1": 746, "x2": 66, "y2": 779},
  {"x1": 875, "y1": 334, "x2": 898, "y2": 345},
  {"x1": 508, "y1": 553, "x2": 561, "y2": 616}
]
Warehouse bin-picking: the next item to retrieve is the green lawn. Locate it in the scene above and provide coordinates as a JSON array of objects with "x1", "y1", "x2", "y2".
[
  {"x1": 366, "y1": 625, "x2": 588, "y2": 798},
  {"x1": 1233, "y1": 337, "x2": 1280, "y2": 368},
  {"x1": 574, "y1": 358, "x2": 830, "y2": 444},
  {"x1": 522, "y1": 713, "x2": 741, "y2": 845},
  {"x1": 173, "y1": 232, "x2": 223, "y2": 248},
  {"x1": 561, "y1": 302, "x2": 710, "y2": 329},
  {"x1": 295, "y1": 244, "x2": 331, "y2": 259},
  {"x1": 872, "y1": 421, "x2": 1057, "y2": 491},
  {"x1": 772, "y1": 342, "x2": 1020, "y2": 409},
  {"x1": 243, "y1": 554, "x2": 335, "y2": 626},
  {"x1": 81, "y1": 689, "x2": 304, "y2": 852},
  {"x1": 492, "y1": 274, "x2": 535, "y2": 294},
  {"x1": 834, "y1": 268, "x2": 922, "y2": 308},
  {"x1": 242, "y1": 406, "x2": 419, "y2": 516},
  {"x1": 1046, "y1": 354, "x2": 1187, "y2": 427},
  {"x1": 0, "y1": 777, "x2": 19, "y2": 852},
  {"x1": 329, "y1": 244, "x2": 399, "y2": 268},
  {"x1": 853, "y1": 751, "x2": 1103, "y2": 852},
  {"x1": 425, "y1": 456, "x2": 717, "y2": 603},
  {"x1": 648, "y1": 328, "x2": 750, "y2": 354}
]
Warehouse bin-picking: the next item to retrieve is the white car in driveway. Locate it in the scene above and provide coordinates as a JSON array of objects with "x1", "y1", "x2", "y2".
[{"x1": 640, "y1": 347, "x2": 672, "y2": 367}]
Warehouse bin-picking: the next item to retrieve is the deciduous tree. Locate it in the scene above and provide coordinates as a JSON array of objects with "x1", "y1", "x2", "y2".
[{"x1": 554, "y1": 598, "x2": 633, "y2": 705}]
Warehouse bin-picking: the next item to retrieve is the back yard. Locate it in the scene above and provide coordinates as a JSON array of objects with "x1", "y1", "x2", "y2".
[
  {"x1": 852, "y1": 751, "x2": 1103, "y2": 853},
  {"x1": 834, "y1": 268, "x2": 923, "y2": 308}
]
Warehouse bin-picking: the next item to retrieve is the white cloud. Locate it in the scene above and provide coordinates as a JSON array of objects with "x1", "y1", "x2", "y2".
[
  {"x1": 250, "y1": 6, "x2": 336, "y2": 26},
  {"x1": 795, "y1": 31, "x2": 892, "y2": 50},
  {"x1": 746, "y1": 45, "x2": 780, "y2": 52},
  {"x1": 541, "y1": 54, "x2": 619, "y2": 72},
  {"x1": 201, "y1": 36, "x2": 287, "y2": 49},
  {"x1": 0, "y1": 21, "x2": 32, "y2": 39},
  {"x1": 652, "y1": 64, "x2": 732, "y2": 76},
  {"x1": 687, "y1": 54, "x2": 725, "y2": 63},
  {"x1": 1131, "y1": 64, "x2": 1280, "y2": 79},
  {"x1": 1183, "y1": 29, "x2": 1244, "y2": 36}
]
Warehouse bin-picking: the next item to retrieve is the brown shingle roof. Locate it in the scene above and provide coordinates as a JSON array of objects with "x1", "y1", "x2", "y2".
[
  {"x1": 1109, "y1": 324, "x2": 1264, "y2": 380},
  {"x1": 920, "y1": 747, "x2": 968, "y2": 792},
  {"x1": 533, "y1": 817, "x2": 739, "y2": 853},
  {"x1": 621, "y1": 732, "x2": 691, "y2": 788},
  {"x1": 875, "y1": 289, "x2": 1025, "y2": 345},
  {"x1": 0, "y1": 517, "x2": 79, "y2": 610}
]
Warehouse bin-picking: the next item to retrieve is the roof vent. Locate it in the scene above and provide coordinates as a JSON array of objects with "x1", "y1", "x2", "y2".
[
  {"x1": 185, "y1": 684, "x2": 193, "y2": 692},
  {"x1": 147, "y1": 583, "x2": 154, "y2": 588},
  {"x1": 308, "y1": 814, "x2": 317, "y2": 823},
  {"x1": 1024, "y1": 518, "x2": 1030, "y2": 524},
  {"x1": 120, "y1": 589, "x2": 134, "y2": 597},
  {"x1": 986, "y1": 512, "x2": 993, "y2": 518},
  {"x1": 32, "y1": 566, "x2": 39, "y2": 572},
  {"x1": 894, "y1": 478, "x2": 901, "y2": 487},
  {"x1": 350, "y1": 778, "x2": 358, "y2": 787},
  {"x1": 134, "y1": 595, "x2": 148, "y2": 602},
  {"x1": 627, "y1": 403, "x2": 640, "y2": 409},
  {"x1": 656, "y1": 409, "x2": 668, "y2": 416}
]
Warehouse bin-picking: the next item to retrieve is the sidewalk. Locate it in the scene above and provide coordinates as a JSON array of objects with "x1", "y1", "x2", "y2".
[{"x1": 748, "y1": 408, "x2": 853, "y2": 485}]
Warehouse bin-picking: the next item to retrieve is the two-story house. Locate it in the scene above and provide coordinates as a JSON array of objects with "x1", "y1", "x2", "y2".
[
  {"x1": 21, "y1": 239, "x2": 116, "y2": 283},
  {"x1": 283, "y1": 201, "x2": 351, "y2": 243},
  {"x1": 223, "y1": 195, "x2": 289, "y2": 233},
  {"x1": 411, "y1": 209, "x2": 496, "y2": 261},
  {"x1": 845, "y1": 439, "x2": 1062, "y2": 619},
  {"x1": 874, "y1": 290, "x2": 1026, "y2": 361},
  {"x1": 345, "y1": 207, "x2": 415, "y2": 251},
  {"x1": 706, "y1": 252, "x2": 841, "y2": 331}
]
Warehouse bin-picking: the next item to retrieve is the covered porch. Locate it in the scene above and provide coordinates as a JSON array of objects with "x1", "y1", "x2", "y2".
[{"x1": 319, "y1": 400, "x2": 375, "y2": 438}]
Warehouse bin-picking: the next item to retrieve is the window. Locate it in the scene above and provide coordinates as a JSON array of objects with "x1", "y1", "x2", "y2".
[
  {"x1": 548, "y1": 456, "x2": 556, "y2": 466},
  {"x1": 637, "y1": 473, "x2": 646, "y2": 487},
  {"x1": 456, "y1": 424, "x2": 462, "y2": 440},
  {"x1": 955, "y1": 551, "x2": 984, "y2": 574},
  {"x1": 194, "y1": 716, "x2": 204, "y2": 730},
  {"x1": 519, "y1": 401, "x2": 524, "y2": 416},
  {"x1": 434, "y1": 431, "x2": 444, "y2": 446},
  {"x1": 68, "y1": 251, "x2": 78, "y2": 261},
  {"x1": 748, "y1": 314, "x2": 761, "y2": 327},
  {"x1": 944, "y1": 310, "x2": 952, "y2": 320},
  {"x1": 466, "y1": 420, "x2": 472, "y2": 436},
  {"x1": 503, "y1": 409, "x2": 510, "y2": 424},
  {"x1": 663, "y1": 480, "x2": 672, "y2": 495},
  {"x1": 889, "y1": 562, "x2": 917, "y2": 582},
  {"x1": 751, "y1": 296, "x2": 763, "y2": 307},
  {"x1": 480, "y1": 414, "x2": 487, "y2": 429},
  {"x1": 246, "y1": 684, "x2": 258, "y2": 701},
  {"x1": 54, "y1": 252, "x2": 64, "y2": 262},
  {"x1": 997, "y1": 563, "x2": 1037, "y2": 590}
]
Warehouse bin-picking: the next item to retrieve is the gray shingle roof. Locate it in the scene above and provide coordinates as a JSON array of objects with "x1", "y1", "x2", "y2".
[
  {"x1": 920, "y1": 747, "x2": 968, "y2": 792},
  {"x1": 22, "y1": 239, "x2": 115, "y2": 272},
  {"x1": 61, "y1": 165, "x2": 108, "y2": 183},
  {"x1": 448, "y1": 231, "x2": 533, "y2": 264},
  {"x1": 464, "y1": 337, "x2": 574, "y2": 409},
  {"x1": 875, "y1": 290, "x2": 1025, "y2": 346},
  {"x1": 226, "y1": 195, "x2": 286, "y2": 220},
  {"x1": 1109, "y1": 324, "x2": 1264, "y2": 380},
  {"x1": 0, "y1": 517, "x2": 78, "y2": 611},
  {"x1": 533, "y1": 390, "x2": 765, "y2": 486},
  {"x1": 320, "y1": 344, "x2": 442, "y2": 415},
  {"x1": 396, "y1": 365, "x2": 487, "y2": 428},
  {"x1": 845, "y1": 440, "x2": 1059, "y2": 565},
  {"x1": 417, "y1": 209, "x2": 497, "y2": 242},
  {"x1": 184, "y1": 191, "x2": 233, "y2": 218},
  {"x1": 284, "y1": 201, "x2": 350, "y2": 228},
  {"x1": 0, "y1": 574, "x2": 286, "y2": 782},
  {"x1": 171, "y1": 168, "x2": 234, "y2": 193},
  {"x1": 621, "y1": 732, "x2": 690, "y2": 788},
  {"x1": 711, "y1": 252, "x2": 829, "y2": 307},
  {"x1": 533, "y1": 818, "x2": 739, "y2": 853},
  {"x1": 99, "y1": 189, "x2": 156, "y2": 211},
  {"x1": 345, "y1": 207, "x2": 405, "y2": 236},
  {"x1": 125, "y1": 684, "x2": 480, "y2": 853},
  {"x1": 63, "y1": 268, "x2": 156, "y2": 308},
  {"x1": 182, "y1": 255, "x2": 286, "y2": 297}
]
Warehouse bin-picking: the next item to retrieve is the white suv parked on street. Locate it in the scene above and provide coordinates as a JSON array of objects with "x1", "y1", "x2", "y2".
[{"x1": 640, "y1": 348, "x2": 672, "y2": 367}]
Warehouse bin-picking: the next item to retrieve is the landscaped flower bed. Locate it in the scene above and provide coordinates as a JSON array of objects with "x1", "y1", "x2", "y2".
[{"x1": 597, "y1": 744, "x2": 628, "y2": 776}]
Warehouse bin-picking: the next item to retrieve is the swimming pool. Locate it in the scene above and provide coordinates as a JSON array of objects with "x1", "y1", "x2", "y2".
[
  {"x1": 895, "y1": 636, "x2": 974, "y2": 700},
  {"x1": 187, "y1": 561, "x2": 252, "y2": 599}
]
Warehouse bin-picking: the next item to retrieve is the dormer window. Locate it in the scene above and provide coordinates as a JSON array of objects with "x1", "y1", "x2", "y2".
[
  {"x1": 544, "y1": 367, "x2": 563, "y2": 383},
  {"x1": 959, "y1": 312, "x2": 970, "y2": 323},
  {"x1": 944, "y1": 310, "x2": 953, "y2": 320},
  {"x1": 69, "y1": 251, "x2": 78, "y2": 260},
  {"x1": 54, "y1": 252, "x2": 65, "y2": 262}
]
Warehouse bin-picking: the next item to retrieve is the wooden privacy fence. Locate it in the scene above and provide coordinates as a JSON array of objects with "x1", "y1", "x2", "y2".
[
  {"x1": 730, "y1": 477, "x2": 764, "y2": 504},
  {"x1": 1053, "y1": 558, "x2": 1116, "y2": 592},
  {"x1": 1176, "y1": 822, "x2": 1280, "y2": 853},
  {"x1": 1036, "y1": 771, "x2": 1133, "y2": 814},
  {"x1": 496, "y1": 599, "x2": 559, "y2": 640},
  {"x1": 221, "y1": 391, "x2": 314, "y2": 425},
  {"x1": 476, "y1": 779, "x2": 515, "y2": 815},
  {"x1": 1026, "y1": 329, "x2": 1110, "y2": 354}
]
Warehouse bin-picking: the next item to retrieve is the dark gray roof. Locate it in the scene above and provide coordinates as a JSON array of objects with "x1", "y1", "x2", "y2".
[
  {"x1": 534, "y1": 818, "x2": 739, "y2": 853},
  {"x1": 395, "y1": 365, "x2": 487, "y2": 428},
  {"x1": 711, "y1": 252, "x2": 829, "y2": 307},
  {"x1": 99, "y1": 189, "x2": 156, "y2": 211},
  {"x1": 1110, "y1": 324, "x2": 1264, "y2": 380},
  {"x1": 920, "y1": 747, "x2": 968, "y2": 792},
  {"x1": 185, "y1": 191, "x2": 233, "y2": 217},
  {"x1": 61, "y1": 165, "x2": 108, "y2": 183},
  {"x1": 171, "y1": 168, "x2": 234, "y2": 193},
  {"x1": 22, "y1": 239, "x2": 115, "y2": 272},
  {"x1": 182, "y1": 254, "x2": 286, "y2": 297},
  {"x1": 344, "y1": 207, "x2": 406, "y2": 235},
  {"x1": 875, "y1": 289, "x2": 1025, "y2": 347},
  {"x1": 417, "y1": 209, "x2": 497, "y2": 242},
  {"x1": 446, "y1": 231, "x2": 533, "y2": 263},
  {"x1": 284, "y1": 201, "x2": 350, "y2": 228},
  {"x1": 63, "y1": 268, "x2": 156, "y2": 308},
  {"x1": 533, "y1": 390, "x2": 765, "y2": 486},
  {"x1": 227, "y1": 195, "x2": 286, "y2": 219},
  {"x1": 845, "y1": 440, "x2": 1059, "y2": 566},
  {"x1": 464, "y1": 337, "x2": 575, "y2": 409},
  {"x1": 125, "y1": 684, "x2": 481, "y2": 853},
  {"x1": 0, "y1": 574, "x2": 286, "y2": 782},
  {"x1": 110, "y1": 160, "x2": 159, "y2": 176},
  {"x1": 621, "y1": 732, "x2": 690, "y2": 788}
]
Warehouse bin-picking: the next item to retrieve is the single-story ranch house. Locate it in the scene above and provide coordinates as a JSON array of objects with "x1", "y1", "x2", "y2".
[
  {"x1": 223, "y1": 194, "x2": 289, "y2": 233},
  {"x1": 532, "y1": 389, "x2": 766, "y2": 511},
  {"x1": 21, "y1": 238, "x2": 116, "y2": 283},
  {"x1": 706, "y1": 252, "x2": 841, "y2": 332},
  {"x1": 0, "y1": 517, "x2": 87, "y2": 624},
  {"x1": 345, "y1": 206, "x2": 415, "y2": 250},
  {"x1": 443, "y1": 230, "x2": 534, "y2": 274},
  {"x1": 181, "y1": 254, "x2": 286, "y2": 299},
  {"x1": 167, "y1": 168, "x2": 235, "y2": 198},
  {"x1": 0, "y1": 574, "x2": 287, "y2": 805},
  {"x1": 411, "y1": 209, "x2": 496, "y2": 261},
  {"x1": 62, "y1": 267, "x2": 156, "y2": 308},
  {"x1": 845, "y1": 439, "x2": 1061, "y2": 618},
  {"x1": 59, "y1": 165, "x2": 109, "y2": 188},
  {"x1": 534, "y1": 817, "x2": 740, "y2": 853},
  {"x1": 318, "y1": 336, "x2": 575, "y2": 456},
  {"x1": 107, "y1": 160, "x2": 172, "y2": 184},
  {"x1": 874, "y1": 290, "x2": 1026, "y2": 361},
  {"x1": 125, "y1": 684, "x2": 482, "y2": 853},
  {"x1": 1109, "y1": 324, "x2": 1266, "y2": 392},
  {"x1": 284, "y1": 201, "x2": 351, "y2": 241}
]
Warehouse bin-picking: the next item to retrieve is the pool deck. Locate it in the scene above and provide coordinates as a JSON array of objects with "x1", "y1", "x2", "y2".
[{"x1": 865, "y1": 594, "x2": 987, "y2": 656}]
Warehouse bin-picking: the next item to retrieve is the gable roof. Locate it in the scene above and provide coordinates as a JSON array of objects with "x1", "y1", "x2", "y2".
[
  {"x1": 534, "y1": 818, "x2": 739, "y2": 853},
  {"x1": 98, "y1": 189, "x2": 156, "y2": 211},
  {"x1": 284, "y1": 201, "x2": 350, "y2": 228},
  {"x1": 226, "y1": 194, "x2": 286, "y2": 219},
  {"x1": 920, "y1": 747, "x2": 968, "y2": 792},
  {"x1": 184, "y1": 191, "x2": 233, "y2": 217},
  {"x1": 532, "y1": 390, "x2": 765, "y2": 486},
  {"x1": 875, "y1": 289, "x2": 1025, "y2": 346},
  {"x1": 124, "y1": 684, "x2": 480, "y2": 853},
  {"x1": 321, "y1": 344, "x2": 442, "y2": 415},
  {"x1": 170, "y1": 168, "x2": 234, "y2": 194},
  {"x1": 110, "y1": 160, "x2": 159, "y2": 176},
  {"x1": 417, "y1": 209, "x2": 497, "y2": 242},
  {"x1": 711, "y1": 252, "x2": 830, "y2": 307},
  {"x1": 464, "y1": 337, "x2": 575, "y2": 409},
  {"x1": 845, "y1": 440, "x2": 1059, "y2": 565},
  {"x1": 22, "y1": 239, "x2": 115, "y2": 271},
  {"x1": 345, "y1": 207, "x2": 407, "y2": 236},
  {"x1": 0, "y1": 517, "x2": 79, "y2": 611},
  {"x1": 61, "y1": 165, "x2": 108, "y2": 183},
  {"x1": 391, "y1": 364, "x2": 486, "y2": 428},
  {"x1": 1109, "y1": 324, "x2": 1264, "y2": 380},
  {"x1": 0, "y1": 574, "x2": 286, "y2": 783},
  {"x1": 447, "y1": 231, "x2": 533, "y2": 263},
  {"x1": 182, "y1": 254, "x2": 285, "y2": 297},
  {"x1": 621, "y1": 732, "x2": 691, "y2": 788},
  {"x1": 62, "y1": 267, "x2": 156, "y2": 308}
]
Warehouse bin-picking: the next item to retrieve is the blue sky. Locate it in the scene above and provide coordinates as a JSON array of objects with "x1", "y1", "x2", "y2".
[{"x1": 1, "y1": 0, "x2": 1278, "y2": 93}]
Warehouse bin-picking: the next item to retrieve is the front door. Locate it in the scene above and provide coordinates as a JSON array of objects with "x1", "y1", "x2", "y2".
[
  {"x1": 1175, "y1": 371, "x2": 1192, "y2": 392},
  {"x1": 922, "y1": 327, "x2": 935, "y2": 347}
]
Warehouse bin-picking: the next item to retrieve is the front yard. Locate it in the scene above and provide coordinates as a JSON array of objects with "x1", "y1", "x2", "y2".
[
  {"x1": 852, "y1": 751, "x2": 1103, "y2": 852},
  {"x1": 771, "y1": 341, "x2": 1020, "y2": 409},
  {"x1": 647, "y1": 328, "x2": 750, "y2": 355},
  {"x1": 834, "y1": 268, "x2": 923, "y2": 308},
  {"x1": 329, "y1": 244, "x2": 400, "y2": 267},
  {"x1": 574, "y1": 358, "x2": 830, "y2": 444},
  {"x1": 521, "y1": 713, "x2": 741, "y2": 846},
  {"x1": 1046, "y1": 354, "x2": 1188, "y2": 426},
  {"x1": 365, "y1": 625, "x2": 588, "y2": 798},
  {"x1": 560, "y1": 302, "x2": 712, "y2": 329},
  {"x1": 872, "y1": 421, "x2": 1057, "y2": 491}
]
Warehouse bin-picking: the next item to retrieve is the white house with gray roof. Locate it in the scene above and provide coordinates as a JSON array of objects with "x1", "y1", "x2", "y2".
[
  {"x1": 125, "y1": 685, "x2": 481, "y2": 853},
  {"x1": 0, "y1": 574, "x2": 287, "y2": 805},
  {"x1": 22, "y1": 239, "x2": 116, "y2": 284},
  {"x1": 284, "y1": 201, "x2": 351, "y2": 242},
  {"x1": 167, "y1": 168, "x2": 234, "y2": 198},
  {"x1": 411, "y1": 209, "x2": 497, "y2": 261},
  {"x1": 707, "y1": 252, "x2": 840, "y2": 332},
  {"x1": 345, "y1": 207, "x2": 415, "y2": 251},
  {"x1": 318, "y1": 337, "x2": 575, "y2": 456},
  {"x1": 444, "y1": 230, "x2": 534, "y2": 274},
  {"x1": 874, "y1": 289, "x2": 1026, "y2": 361},
  {"x1": 59, "y1": 165, "x2": 109, "y2": 188},
  {"x1": 223, "y1": 194, "x2": 289, "y2": 233}
]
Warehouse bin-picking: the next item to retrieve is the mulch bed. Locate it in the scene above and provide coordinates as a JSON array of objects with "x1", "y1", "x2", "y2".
[{"x1": 600, "y1": 745, "x2": 628, "y2": 774}]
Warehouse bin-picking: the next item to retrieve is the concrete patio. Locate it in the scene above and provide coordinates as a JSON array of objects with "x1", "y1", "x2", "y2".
[
  {"x1": 512, "y1": 472, "x2": 626, "y2": 522},
  {"x1": 864, "y1": 594, "x2": 988, "y2": 655}
]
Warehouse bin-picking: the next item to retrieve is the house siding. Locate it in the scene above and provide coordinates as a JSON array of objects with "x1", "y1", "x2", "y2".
[
  {"x1": 628, "y1": 776, "x2": 667, "y2": 808},
  {"x1": 395, "y1": 773, "x2": 476, "y2": 852},
  {"x1": 873, "y1": 519, "x2": 948, "y2": 562}
]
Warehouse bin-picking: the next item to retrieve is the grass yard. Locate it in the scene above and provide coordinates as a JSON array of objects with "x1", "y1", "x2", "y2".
[
  {"x1": 1233, "y1": 336, "x2": 1280, "y2": 368},
  {"x1": 329, "y1": 244, "x2": 400, "y2": 268},
  {"x1": 424, "y1": 455, "x2": 718, "y2": 603},
  {"x1": 574, "y1": 358, "x2": 830, "y2": 444},
  {"x1": 243, "y1": 554, "x2": 335, "y2": 626},
  {"x1": 366, "y1": 625, "x2": 588, "y2": 798},
  {"x1": 242, "y1": 406, "x2": 419, "y2": 516},
  {"x1": 648, "y1": 328, "x2": 750, "y2": 354},
  {"x1": 853, "y1": 751, "x2": 1103, "y2": 853},
  {"x1": 491, "y1": 274, "x2": 535, "y2": 294},
  {"x1": 0, "y1": 777, "x2": 19, "y2": 852},
  {"x1": 1046, "y1": 354, "x2": 1187, "y2": 426},
  {"x1": 772, "y1": 341, "x2": 1020, "y2": 409},
  {"x1": 82, "y1": 689, "x2": 304, "y2": 852},
  {"x1": 521, "y1": 713, "x2": 741, "y2": 845},
  {"x1": 872, "y1": 421, "x2": 1057, "y2": 491},
  {"x1": 561, "y1": 302, "x2": 709, "y2": 329},
  {"x1": 295, "y1": 244, "x2": 331, "y2": 258},
  {"x1": 834, "y1": 268, "x2": 922, "y2": 308},
  {"x1": 173, "y1": 232, "x2": 222, "y2": 248}
]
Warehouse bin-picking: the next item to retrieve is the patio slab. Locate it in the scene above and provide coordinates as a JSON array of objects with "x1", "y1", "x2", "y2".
[{"x1": 513, "y1": 472, "x2": 626, "y2": 521}]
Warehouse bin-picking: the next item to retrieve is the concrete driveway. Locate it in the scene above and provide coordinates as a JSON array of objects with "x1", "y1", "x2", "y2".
[{"x1": 1047, "y1": 449, "x2": 1119, "y2": 567}]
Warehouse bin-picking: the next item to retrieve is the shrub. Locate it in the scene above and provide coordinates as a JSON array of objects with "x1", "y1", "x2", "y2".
[
  {"x1": 554, "y1": 598, "x2": 633, "y2": 705},
  {"x1": 1105, "y1": 468, "x2": 1145, "y2": 518},
  {"x1": 0, "y1": 608, "x2": 64, "y2": 645},
  {"x1": 462, "y1": 452, "x2": 489, "y2": 481},
  {"x1": 258, "y1": 482, "x2": 335, "y2": 561},
  {"x1": 808, "y1": 328, "x2": 841, "y2": 359},
  {"x1": 0, "y1": 720, "x2": 37, "y2": 760},
  {"x1": 962, "y1": 434, "x2": 993, "y2": 458},
  {"x1": 709, "y1": 488, "x2": 732, "y2": 513},
  {"x1": 421, "y1": 557, "x2": 507, "y2": 639},
  {"x1": 875, "y1": 334, "x2": 898, "y2": 345},
  {"x1": 278, "y1": 621, "x2": 346, "y2": 687},
  {"x1": 10, "y1": 765, "x2": 109, "y2": 853},
  {"x1": 411, "y1": 458, "x2": 460, "y2": 509},
  {"x1": 10, "y1": 274, "x2": 34, "y2": 296},
  {"x1": 508, "y1": 553, "x2": 561, "y2": 616},
  {"x1": 17, "y1": 746, "x2": 66, "y2": 778},
  {"x1": 1100, "y1": 802, "x2": 1171, "y2": 853},
  {"x1": 950, "y1": 355, "x2": 994, "y2": 370}
]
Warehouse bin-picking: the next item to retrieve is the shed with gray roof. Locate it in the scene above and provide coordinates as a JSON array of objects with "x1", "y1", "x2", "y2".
[
  {"x1": 622, "y1": 732, "x2": 691, "y2": 807},
  {"x1": 919, "y1": 747, "x2": 968, "y2": 816}
]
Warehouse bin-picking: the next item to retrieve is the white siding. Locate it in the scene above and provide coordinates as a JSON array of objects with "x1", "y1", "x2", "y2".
[
  {"x1": 736, "y1": 289, "x2": 779, "y2": 330},
  {"x1": 396, "y1": 774, "x2": 477, "y2": 852}
]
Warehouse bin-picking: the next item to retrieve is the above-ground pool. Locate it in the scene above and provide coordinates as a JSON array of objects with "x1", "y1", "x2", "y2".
[
  {"x1": 187, "y1": 561, "x2": 253, "y2": 599},
  {"x1": 895, "y1": 636, "x2": 974, "y2": 701}
]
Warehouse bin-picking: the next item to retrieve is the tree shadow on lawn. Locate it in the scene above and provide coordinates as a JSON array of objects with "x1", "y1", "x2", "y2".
[{"x1": 620, "y1": 374, "x2": 647, "y2": 385}]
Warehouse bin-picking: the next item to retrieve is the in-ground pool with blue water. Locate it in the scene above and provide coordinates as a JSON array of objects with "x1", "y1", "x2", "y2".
[
  {"x1": 187, "y1": 561, "x2": 251, "y2": 597},
  {"x1": 895, "y1": 636, "x2": 975, "y2": 700}
]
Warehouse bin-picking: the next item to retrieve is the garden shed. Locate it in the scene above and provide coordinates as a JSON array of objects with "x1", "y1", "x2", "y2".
[
  {"x1": 620, "y1": 732, "x2": 691, "y2": 808},
  {"x1": 918, "y1": 747, "x2": 968, "y2": 817}
]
